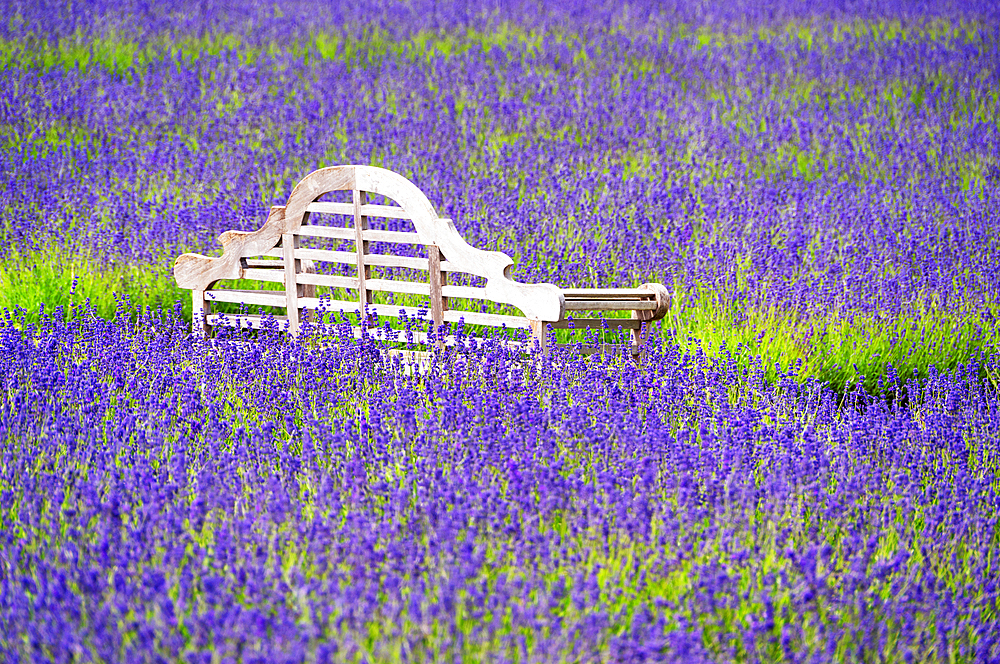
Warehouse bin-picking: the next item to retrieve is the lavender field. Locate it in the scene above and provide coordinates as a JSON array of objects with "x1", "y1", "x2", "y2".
[{"x1": 2, "y1": 1, "x2": 1000, "y2": 661}]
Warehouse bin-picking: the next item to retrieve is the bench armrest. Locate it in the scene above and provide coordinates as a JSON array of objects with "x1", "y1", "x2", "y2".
[{"x1": 174, "y1": 205, "x2": 287, "y2": 291}]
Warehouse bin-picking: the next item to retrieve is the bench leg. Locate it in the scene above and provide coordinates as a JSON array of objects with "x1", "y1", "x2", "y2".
[
  {"x1": 630, "y1": 324, "x2": 644, "y2": 366},
  {"x1": 428, "y1": 244, "x2": 446, "y2": 350},
  {"x1": 193, "y1": 290, "x2": 210, "y2": 338},
  {"x1": 530, "y1": 319, "x2": 548, "y2": 355},
  {"x1": 282, "y1": 233, "x2": 300, "y2": 336},
  {"x1": 300, "y1": 261, "x2": 316, "y2": 325},
  {"x1": 631, "y1": 311, "x2": 654, "y2": 366}
]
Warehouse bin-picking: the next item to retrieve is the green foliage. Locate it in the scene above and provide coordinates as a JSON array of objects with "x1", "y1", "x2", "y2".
[
  {"x1": 667, "y1": 287, "x2": 1000, "y2": 394},
  {"x1": 0, "y1": 245, "x2": 190, "y2": 327}
]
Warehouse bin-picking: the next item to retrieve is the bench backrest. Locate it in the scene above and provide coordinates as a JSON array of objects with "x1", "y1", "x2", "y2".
[{"x1": 174, "y1": 165, "x2": 564, "y2": 338}]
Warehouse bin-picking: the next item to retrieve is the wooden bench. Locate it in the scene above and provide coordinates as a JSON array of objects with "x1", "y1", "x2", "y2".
[{"x1": 173, "y1": 165, "x2": 670, "y2": 356}]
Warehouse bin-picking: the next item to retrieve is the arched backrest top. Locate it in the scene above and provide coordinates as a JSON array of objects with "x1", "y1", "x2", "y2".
[
  {"x1": 282, "y1": 165, "x2": 440, "y2": 244},
  {"x1": 174, "y1": 164, "x2": 566, "y2": 322},
  {"x1": 280, "y1": 165, "x2": 526, "y2": 291}
]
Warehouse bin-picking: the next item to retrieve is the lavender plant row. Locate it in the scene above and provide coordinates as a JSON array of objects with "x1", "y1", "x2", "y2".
[
  {"x1": 1, "y1": 307, "x2": 998, "y2": 662},
  {"x1": 8, "y1": 0, "x2": 1000, "y2": 43}
]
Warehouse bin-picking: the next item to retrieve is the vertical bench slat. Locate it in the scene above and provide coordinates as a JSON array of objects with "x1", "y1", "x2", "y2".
[
  {"x1": 428, "y1": 245, "x2": 445, "y2": 335},
  {"x1": 193, "y1": 289, "x2": 209, "y2": 338},
  {"x1": 440, "y1": 250, "x2": 450, "y2": 318},
  {"x1": 353, "y1": 188, "x2": 372, "y2": 316},
  {"x1": 530, "y1": 320, "x2": 548, "y2": 354},
  {"x1": 282, "y1": 233, "x2": 299, "y2": 335}
]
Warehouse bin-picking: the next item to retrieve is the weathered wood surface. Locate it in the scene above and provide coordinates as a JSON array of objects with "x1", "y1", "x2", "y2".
[
  {"x1": 204, "y1": 289, "x2": 286, "y2": 307},
  {"x1": 564, "y1": 300, "x2": 659, "y2": 311},
  {"x1": 549, "y1": 318, "x2": 645, "y2": 330},
  {"x1": 174, "y1": 165, "x2": 671, "y2": 352},
  {"x1": 296, "y1": 273, "x2": 358, "y2": 289}
]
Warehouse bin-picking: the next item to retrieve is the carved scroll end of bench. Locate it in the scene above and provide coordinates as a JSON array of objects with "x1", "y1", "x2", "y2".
[
  {"x1": 641, "y1": 283, "x2": 671, "y2": 320},
  {"x1": 173, "y1": 252, "x2": 241, "y2": 291},
  {"x1": 218, "y1": 207, "x2": 287, "y2": 248},
  {"x1": 174, "y1": 206, "x2": 288, "y2": 291},
  {"x1": 487, "y1": 276, "x2": 565, "y2": 322},
  {"x1": 431, "y1": 219, "x2": 510, "y2": 270},
  {"x1": 432, "y1": 220, "x2": 565, "y2": 321},
  {"x1": 219, "y1": 230, "x2": 252, "y2": 247}
]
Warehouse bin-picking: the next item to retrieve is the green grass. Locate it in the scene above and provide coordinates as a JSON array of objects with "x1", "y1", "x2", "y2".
[
  {"x1": 667, "y1": 287, "x2": 1000, "y2": 395},
  {"x1": 0, "y1": 16, "x2": 986, "y2": 77},
  {"x1": 0, "y1": 245, "x2": 191, "y2": 326}
]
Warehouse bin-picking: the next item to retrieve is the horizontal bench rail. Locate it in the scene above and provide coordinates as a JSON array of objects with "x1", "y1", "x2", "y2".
[
  {"x1": 294, "y1": 226, "x2": 422, "y2": 245},
  {"x1": 285, "y1": 248, "x2": 462, "y2": 273},
  {"x1": 443, "y1": 310, "x2": 531, "y2": 330},
  {"x1": 205, "y1": 289, "x2": 286, "y2": 307},
  {"x1": 242, "y1": 268, "x2": 285, "y2": 283},
  {"x1": 294, "y1": 225, "x2": 355, "y2": 240},
  {"x1": 306, "y1": 202, "x2": 409, "y2": 219},
  {"x1": 292, "y1": 248, "x2": 356, "y2": 264},
  {"x1": 562, "y1": 288, "x2": 657, "y2": 299},
  {"x1": 365, "y1": 278, "x2": 430, "y2": 296},
  {"x1": 564, "y1": 300, "x2": 659, "y2": 311},
  {"x1": 207, "y1": 316, "x2": 517, "y2": 351},
  {"x1": 297, "y1": 296, "x2": 362, "y2": 312},
  {"x1": 207, "y1": 313, "x2": 290, "y2": 329},
  {"x1": 243, "y1": 259, "x2": 284, "y2": 268},
  {"x1": 295, "y1": 273, "x2": 359, "y2": 289},
  {"x1": 363, "y1": 254, "x2": 430, "y2": 271},
  {"x1": 550, "y1": 318, "x2": 644, "y2": 330},
  {"x1": 363, "y1": 229, "x2": 421, "y2": 244},
  {"x1": 305, "y1": 201, "x2": 353, "y2": 216},
  {"x1": 441, "y1": 285, "x2": 488, "y2": 300}
]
